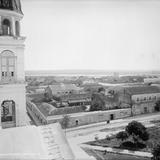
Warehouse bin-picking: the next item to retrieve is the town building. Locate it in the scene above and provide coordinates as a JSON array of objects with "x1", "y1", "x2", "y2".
[
  {"x1": 45, "y1": 83, "x2": 82, "y2": 99},
  {"x1": 27, "y1": 84, "x2": 160, "y2": 128},
  {"x1": 27, "y1": 98, "x2": 131, "y2": 128},
  {"x1": 55, "y1": 93, "x2": 91, "y2": 107},
  {"x1": 107, "y1": 85, "x2": 160, "y2": 115},
  {"x1": 0, "y1": 0, "x2": 27, "y2": 128}
]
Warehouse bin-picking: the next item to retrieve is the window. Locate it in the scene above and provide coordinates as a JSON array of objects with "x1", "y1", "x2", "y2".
[
  {"x1": 149, "y1": 97, "x2": 151, "y2": 100},
  {"x1": 144, "y1": 97, "x2": 146, "y2": 101},
  {"x1": 137, "y1": 98, "x2": 139, "y2": 102},
  {"x1": 1, "y1": 50, "x2": 16, "y2": 81},
  {"x1": 2, "y1": 72, "x2": 4, "y2": 77}
]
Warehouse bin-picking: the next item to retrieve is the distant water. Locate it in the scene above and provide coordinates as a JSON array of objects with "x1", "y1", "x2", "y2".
[{"x1": 25, "y1": 70, "x2": 160, "y2": 77}]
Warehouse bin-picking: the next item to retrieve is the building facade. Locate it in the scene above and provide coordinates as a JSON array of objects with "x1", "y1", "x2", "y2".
[
  {"x1": 45, "y1": 83, "x2": 82, "y2": 99},
  {"x1": 0, "y1": 0, "x2": 27, "y2": 128},
  {"x1": 27, "y1": 99, "x2": 131, "y2": 127},
  {"x1": 107, "y1": 85, "x2": 160, "y2": 115}
]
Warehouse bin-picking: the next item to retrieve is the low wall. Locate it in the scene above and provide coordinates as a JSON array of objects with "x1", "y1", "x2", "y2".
[
  {"x1": 26, "y1": 100, "x2": 47, "y2": 125},
  {"x1": 47, "y1": 108, "x2": 131, "y2": 128}
]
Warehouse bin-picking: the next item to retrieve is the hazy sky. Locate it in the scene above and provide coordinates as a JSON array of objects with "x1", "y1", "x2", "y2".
[{"x1": 21, "y1": 0, "x2": 160, "y2": 71}]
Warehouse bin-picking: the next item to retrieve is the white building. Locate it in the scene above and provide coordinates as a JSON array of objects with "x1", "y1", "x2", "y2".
[
  {"x1": 0, "y1": 0, "x2": 27, "y2": 128},
  {"x1": 45, "y1": 83, "x2": 82, "y2": 98},
  {"x1": 0, "y1": 2, "x2": 75, "y2": 160},
  {"x1": 0, "y1": 123, "x2": 75, "y2": 160}
]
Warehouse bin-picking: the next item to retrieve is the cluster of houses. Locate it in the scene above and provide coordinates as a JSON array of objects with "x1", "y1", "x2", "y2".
[
  {"x1": 26, "y1": 81, "x2": 160, "y2": 128},
  {"x1": 44, "y1": 84, "x2": 91, "y2": 108}
]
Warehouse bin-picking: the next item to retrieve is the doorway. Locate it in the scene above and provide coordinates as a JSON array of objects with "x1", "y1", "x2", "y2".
[{"x1": 110, "y1": 114, "x2": 114, "y2": 120}]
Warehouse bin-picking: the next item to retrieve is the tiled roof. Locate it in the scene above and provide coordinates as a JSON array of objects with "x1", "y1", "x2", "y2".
[
  {"x1": 60, "y1": 93, "x2": 91, "y2": 101},
  {"x1": 108, "y1": 85, "x2": 160, "y2": 95},
  {"x1": 123, "y1": 86, "x2": 160, "y2": 95},
  {"x1": 37, "y1": 103, "x2": 57, "y2": 116}
]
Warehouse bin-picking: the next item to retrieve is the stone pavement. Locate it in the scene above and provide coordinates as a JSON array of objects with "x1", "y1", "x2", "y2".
[{"x1": 80, "y1": 144, "x2": 152, "y2": 158}]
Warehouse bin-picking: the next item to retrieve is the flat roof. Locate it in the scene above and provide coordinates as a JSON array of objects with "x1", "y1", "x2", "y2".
[
  {"x1": 0, "y1": 126, "x2": 48, "y2": 160},
  {"x1": 0, "y1": 123, "x2": 74, "y2": 160}
]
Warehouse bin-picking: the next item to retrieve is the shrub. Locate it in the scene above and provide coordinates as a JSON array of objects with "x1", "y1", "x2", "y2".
[
  {"x1": 125, "y1": 121, "x2": 149, "y2": 144},
  {"x1": 116, "y1": 131, "x2": 128, "y2": 142},
  {"x1": 60, "y1": 115, "x2": 70, "y2": 130},
  {"x1": 90, "y1": 93, "x2": 105, "y2": 111}
]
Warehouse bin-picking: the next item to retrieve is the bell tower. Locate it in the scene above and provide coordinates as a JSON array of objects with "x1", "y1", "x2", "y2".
[{"x1": 0, "y1": 0, "x2": 27, "y2": 128}]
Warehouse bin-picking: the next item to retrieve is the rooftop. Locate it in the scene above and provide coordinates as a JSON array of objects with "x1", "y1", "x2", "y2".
[
  {"x1": 108, "y1": 85, "x2": 160, "y2": 95},
  {"x1": 124, "y1": 85, "x2": 160, "y2": 95},
  {"x1": 48, "y1": 83, "x2": 81, "y2": 92},
  {"x1": 60, "y1": 93, "x2": 91, "y2": 101},
  {"x1": 0, "y1": 123, "x2": 74, "y2": 160},
  {"x1": 37, "y1": 103, "x2": 57, "y2": 116}
]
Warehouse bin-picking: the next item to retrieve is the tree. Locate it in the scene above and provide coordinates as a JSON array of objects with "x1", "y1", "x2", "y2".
[
  {"x1": 90, "y1": 92, "x2": 105, "y2": 111},
  {"x1": 116, "y1": 131, "x2": 128, "y2": 142},
  {"x1": 152, "y1": 144, "x2": 160, "y2": 160},
  {"x1": 98, "y1": 87, "x2": 105, "y2": 93},
  {"x1": 125, "y1": 121, "x2": 149, "y2": 145},
  {"x1": 60, "y1": 115, "x2": 70, "y2": 134}
]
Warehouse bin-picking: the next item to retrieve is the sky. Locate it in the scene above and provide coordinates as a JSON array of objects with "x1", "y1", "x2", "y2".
[{"x1": 21, "y1": 0, "x2": 160, "y2": 71}]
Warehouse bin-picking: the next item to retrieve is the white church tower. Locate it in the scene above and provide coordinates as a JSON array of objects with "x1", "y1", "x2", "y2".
[{"x1": 0, "y1": 0, "x2": 27, "y2": 128}]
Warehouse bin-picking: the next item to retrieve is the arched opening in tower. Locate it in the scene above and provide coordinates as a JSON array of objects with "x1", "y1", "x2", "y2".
[
  {"x1": 2, "y1": 19, "x2": 11, "y2": 36},
  {"x1": 1, "y1": 100, "x2": 16, "y2": 124}
]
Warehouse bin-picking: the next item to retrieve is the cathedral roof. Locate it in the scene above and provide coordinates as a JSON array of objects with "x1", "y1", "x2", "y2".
[
  {"x1": 0, "y1": 123, "x2": 75, "y2": 160},
  {"x1": 0, "y1": 0, "x2": 23, "y2": 14}
]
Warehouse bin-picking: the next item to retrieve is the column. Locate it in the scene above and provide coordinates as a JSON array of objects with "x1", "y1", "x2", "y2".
[
  {"x1": 0, "y1": 16, "x2": 2, "y2": 35},
  {"x1": 11, "y1": 17, "x2": 15, "y2": 36}
]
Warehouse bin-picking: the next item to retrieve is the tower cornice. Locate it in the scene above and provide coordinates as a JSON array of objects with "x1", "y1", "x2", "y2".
[{"x1": 0, "y1": 9, "x2": 23, "y2": 19}]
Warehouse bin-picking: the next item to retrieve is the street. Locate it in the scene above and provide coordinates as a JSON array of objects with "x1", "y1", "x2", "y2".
[{"x1": 66, "y1": 112, "x2": 160, "y2": 160}]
